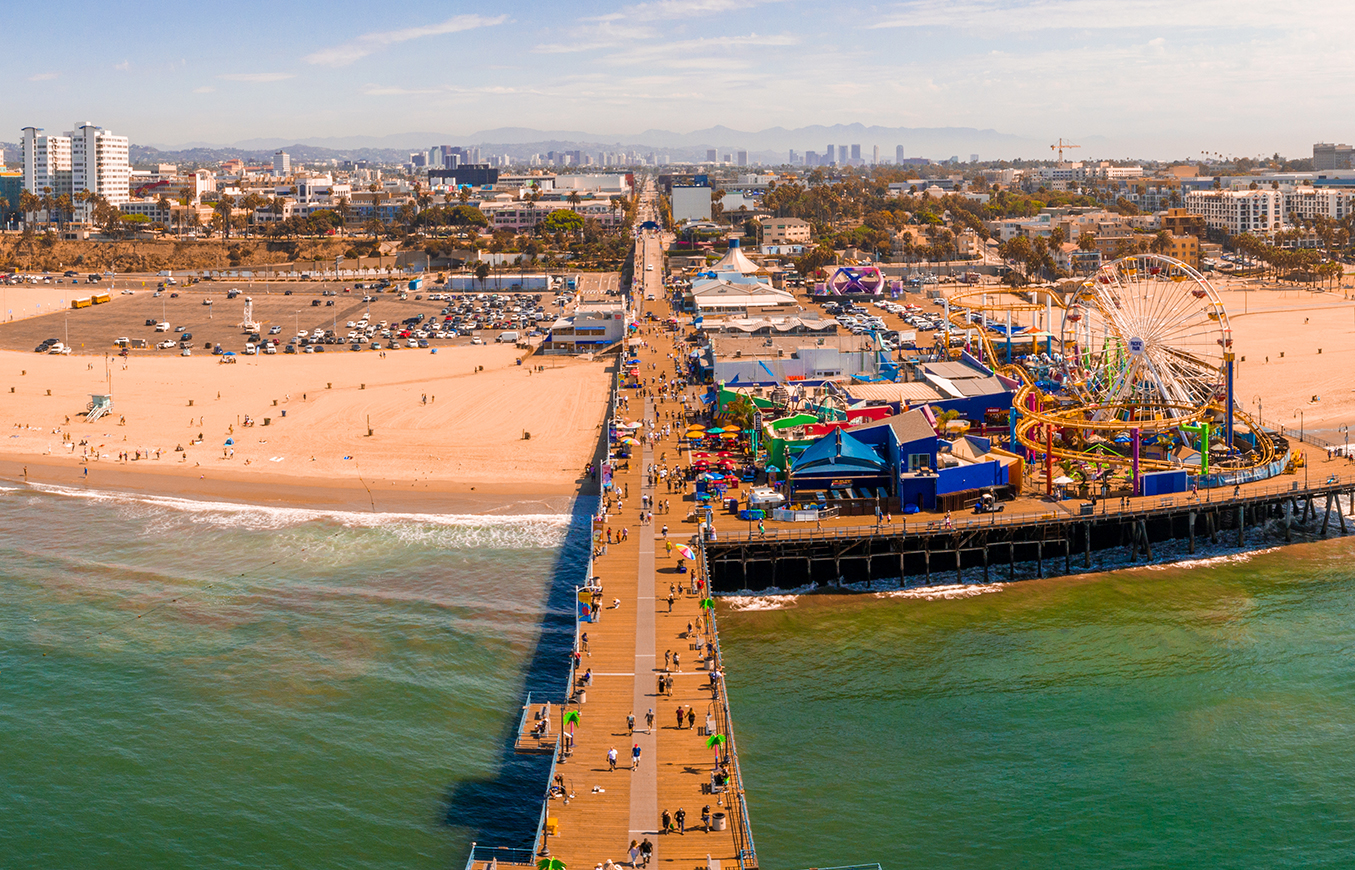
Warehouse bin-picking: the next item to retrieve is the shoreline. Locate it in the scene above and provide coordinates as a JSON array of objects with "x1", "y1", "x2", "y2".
[{"x1": 0, "y1": 456, "x2": 587, "y2": 516}]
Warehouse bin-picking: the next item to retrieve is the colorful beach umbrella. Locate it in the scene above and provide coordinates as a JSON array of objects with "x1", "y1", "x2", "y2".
[{"x1": 675, "y1": 544, "x2": 696, "y2": 560}]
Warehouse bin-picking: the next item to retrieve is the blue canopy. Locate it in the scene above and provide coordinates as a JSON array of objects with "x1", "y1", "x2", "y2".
[{"x1": 790, "y1": 428, "x2": 887, "y2": 478}]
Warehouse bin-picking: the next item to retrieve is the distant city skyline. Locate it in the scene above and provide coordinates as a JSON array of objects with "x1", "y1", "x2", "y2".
[{"x1": 7, "y1": 0, "x2": 1355, "y2": 159}]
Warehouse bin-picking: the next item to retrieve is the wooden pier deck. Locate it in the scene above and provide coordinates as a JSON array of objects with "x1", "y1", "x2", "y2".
[{"x1": 527, "y1": 223, "x2": 751, "y2": 867}]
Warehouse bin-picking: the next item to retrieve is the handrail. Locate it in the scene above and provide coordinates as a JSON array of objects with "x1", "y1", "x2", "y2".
[
  {"x1": 708, "y1": 475, "x2": 1353, "y2": 545},
  {"x1": 464, "y1": 843, "x2": 536, "y2": 870},
  {"x1": 699, "y1": 539, "x2": 759, "y2": 868}
]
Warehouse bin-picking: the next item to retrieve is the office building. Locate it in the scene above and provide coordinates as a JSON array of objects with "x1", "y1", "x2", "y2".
[
  {"x1": 839, "y1": 145, "x2": 848, "y2": 165},
  {"x1": 706, "y1": 149, "x2": 717, "y2": 163},
  {"x1": 850, "y1": 144, "x2": 861, "y2": 163},
  {"x1": 872, "y1": 145, "x2": 879, "y2": 165},
  {"x1": 825, "y1": 144, "x2": 835, "y2": 165},
  {"x1": 273, "y1": 150, "x2": 291, "y2": 176},
  {"x1": 1314, "y1": 143, "x2": 1354, "y2": 170},
  {"x1": 896, "y1": 145, "x2": 904, "y2": 164},
  {"x1": 736, "y1": 150, "x2": 748, "y2": 167}
]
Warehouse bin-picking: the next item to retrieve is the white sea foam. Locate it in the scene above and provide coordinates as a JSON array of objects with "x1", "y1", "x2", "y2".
[
  {"x1": 17, "y1": 482, "x2": 578, "y2": 548},
  {"x1": 876, "y1": 583, "x2": 1006, "y2": 600},
  {"x1": 725, "y1": 594, "x2": 800, "y2": 611},
  {"x1": 1133, "y1": 547, "x2": 1283, "y2": 572}
]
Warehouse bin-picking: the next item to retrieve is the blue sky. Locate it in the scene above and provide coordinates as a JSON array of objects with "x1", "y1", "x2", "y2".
[{"x1": 7, "y1": 0, "x2": 1354, "y2": 158}]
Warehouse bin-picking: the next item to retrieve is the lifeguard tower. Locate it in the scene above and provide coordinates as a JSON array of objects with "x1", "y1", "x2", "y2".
[{"x1": 85, "y1": 394, "x2": 113, "y2": 422}]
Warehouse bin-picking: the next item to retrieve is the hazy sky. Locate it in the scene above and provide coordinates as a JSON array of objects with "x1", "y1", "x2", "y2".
[{"x1": 7, "y1": 0, "x2": 1354, "y2": 158}]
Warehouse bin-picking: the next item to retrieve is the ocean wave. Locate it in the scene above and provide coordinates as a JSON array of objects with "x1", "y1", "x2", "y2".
[
  {"x1": 20, "y1": 482, "x2": 577, "y2": 548},
  {"x1": 875, "y1": 583, "x2": 1006, "y2": 600},
  {"x1": 1133, "y1": 547, "x2": 1283, "y2": 572},
  {"x1": 725, "y1": 594, "x2": 801, "y2": 611}
]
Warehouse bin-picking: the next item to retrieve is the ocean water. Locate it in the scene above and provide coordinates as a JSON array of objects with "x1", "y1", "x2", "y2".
[
  {"x1": 0, "y1": 483, "x2": 589, "y2": 869},
  {"x1": 721, "y1": 540, "x2": 1355, "y2": 869}
]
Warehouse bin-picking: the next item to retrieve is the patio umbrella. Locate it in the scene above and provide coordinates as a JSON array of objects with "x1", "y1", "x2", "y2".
[
  {"x1": 687, "y1": 425, "x2": 707, "y2": 431},
  {"x1": 621, "y1": 437, "x2": 640, "y2": 445},
  {"x1": 720, "y1": 432, "x2": 739, "y2": 439},
  {"x1": 1053, "y1": 475, "x2": 1076, "y2": 485},
  {"x1": 675, "y1": 544, "x2": 696, "y2": 560},
  {"x1": 766, "y1": 465, "x2": 781, "y2": 473}
]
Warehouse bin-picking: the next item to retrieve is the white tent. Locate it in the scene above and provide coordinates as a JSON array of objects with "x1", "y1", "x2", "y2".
[{"x1": 711, "y1": 238, "x2": 760, "y2": 275}]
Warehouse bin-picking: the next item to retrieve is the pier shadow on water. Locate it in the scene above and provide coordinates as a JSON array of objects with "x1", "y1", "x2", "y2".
[{"x1": 442, "y1": 486, "x2": 597, "y2": 851}]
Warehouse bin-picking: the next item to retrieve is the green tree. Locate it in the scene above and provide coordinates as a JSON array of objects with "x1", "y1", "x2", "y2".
[{"x1": 541, "y1": 209, "x2": 584, "y2": 235}]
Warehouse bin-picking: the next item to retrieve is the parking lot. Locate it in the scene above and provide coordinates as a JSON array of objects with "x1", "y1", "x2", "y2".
[{"x1": 0, "y1": 272, "x2": 620, "y2": 357}]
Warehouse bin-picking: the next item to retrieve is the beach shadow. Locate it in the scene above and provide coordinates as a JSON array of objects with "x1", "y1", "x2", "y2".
[{"x1": 443, "y1": 392, "x2": 608, "y2": 851}]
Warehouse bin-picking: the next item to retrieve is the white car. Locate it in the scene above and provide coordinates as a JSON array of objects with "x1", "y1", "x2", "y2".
[
  {"x1": 470, "y1": 336, "x2": 484, "y2": 345},
  {"x1": 269, "y1": 325, "x2": 282, "y2": 335},
  {"x1": 157, "y1": 339, "x2": 177, "y2": 349},
  {"x1": 645, "y1": 264, "x2": 655, "y2": 271},
  {"x1": 155, "y1": 322, "x2": 171, "y2": 332}
]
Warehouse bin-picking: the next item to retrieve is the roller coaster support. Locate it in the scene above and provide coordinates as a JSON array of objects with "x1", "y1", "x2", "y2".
[
  {"x1": 1225, "y1": 352, "x2": 1236, "y2": 456},
  {"x1": 1132, "y1": 427, "x2": 1141, "y2": 496},
  {"x1": 1046, "y1": 424, "x2": 1054, "y2": 496}
]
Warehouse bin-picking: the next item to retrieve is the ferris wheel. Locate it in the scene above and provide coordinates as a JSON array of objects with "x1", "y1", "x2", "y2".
[{"x1": 1059, "y1": 254, "x2": 1231, "y2": 425}]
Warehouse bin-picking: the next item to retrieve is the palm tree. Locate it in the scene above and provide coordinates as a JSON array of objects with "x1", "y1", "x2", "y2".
[
  {"x1": 19, "y1": 190, "x2": 40, "y2": 229},
  {"x1": 335, "y1": 196, "x2": 352, "y2": 236}
]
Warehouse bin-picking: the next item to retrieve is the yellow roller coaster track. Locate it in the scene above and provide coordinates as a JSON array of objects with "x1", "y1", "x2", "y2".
[{"x1": 1012, "y1": 382, "x2": 1279, "y2": 474}]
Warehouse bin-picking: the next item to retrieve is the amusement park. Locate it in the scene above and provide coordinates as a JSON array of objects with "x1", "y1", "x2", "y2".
[{"x1": 685, "y1": 251, "x2": 1301, "y2": 523}]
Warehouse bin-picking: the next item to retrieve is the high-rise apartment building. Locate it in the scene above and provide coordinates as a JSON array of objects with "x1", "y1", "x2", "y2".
[
  {"x1": 850, "y1": 144, "x2": 861, "y2": 162},
  {"x1": 896, "y1": 145, "x2": 905, "y2": 164},
  {"x1": 736, "y1": 150, "x2": 748, "y2": 166},
  {"x1": 24, "y1": 122, "x2": 130, "y2": 217},
  {"x1": 70, "y1": 123, "x2": 130, "y2": 209},
  {"x1": 273, "y1": 150, "x2": 291, "y2": 175},
  {"x1": 825, "y1": 144, "x2": 835, "y2": 165},
  {"x1": 872, "y1": 145, "x2": 880, "y2": 165},
  {"x1": 21, "y1": 127, "x2": 72, "y2": 197},
  {"x1": 838, "y1": 145, "x2": 848, "y2": 165}
]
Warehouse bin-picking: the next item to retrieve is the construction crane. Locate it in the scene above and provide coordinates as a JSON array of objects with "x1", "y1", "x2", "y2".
[{"x1": 1051, "y1": 138, "x2": 1081, "y2": 162}]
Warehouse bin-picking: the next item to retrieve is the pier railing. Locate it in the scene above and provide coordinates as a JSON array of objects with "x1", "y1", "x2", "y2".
[
  {"x1": 700, "y1": 539, "x2": 759, "y2": 869},
  {"x1": 710, "y1": 475, "x2": 1353, "y2": 545},
  {"x1": 462, "y1": 844, "x2": 535, "y2": 870}
]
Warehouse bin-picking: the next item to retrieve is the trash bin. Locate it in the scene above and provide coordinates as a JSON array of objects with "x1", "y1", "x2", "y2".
[{"x1": 712, "y1": 812, "x2": 727, "y2": 831}]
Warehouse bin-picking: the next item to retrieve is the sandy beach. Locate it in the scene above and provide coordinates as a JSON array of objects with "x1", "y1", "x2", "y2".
[{"x1": 0, "y1": 344, "x2": 611, "y2": 512}]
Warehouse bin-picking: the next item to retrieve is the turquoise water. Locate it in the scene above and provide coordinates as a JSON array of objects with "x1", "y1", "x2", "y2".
[
  {"x1": 12, "y1": 482, "x2": 1355, "y2": 869},
  {"x1": 0, "y1": 484, "x2": 586, "y2": 869},
  {"x1": 722, "y1": 543, "x2": 1355, "y2": 868}
]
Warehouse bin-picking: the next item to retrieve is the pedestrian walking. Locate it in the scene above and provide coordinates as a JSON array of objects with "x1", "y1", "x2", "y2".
[
  {"x1": 676, "y1": 706, "x2": 684, "y2": 729},
  {"x1": 632, "y1": 743, "x2": 642, "y2": 770},
  {"x1": 581, "y1": 631, "x2": 589, "y2": 654},
  {"x1": 702, "y1": 804, "x2": 712, "y2": 831},
  {"x1": 675, "y1": 807, "x2": 686, "y2": 834},
  {"x1": 673, "y1": 652, "x2": 680, "y2": 672},
  {"x1": 646, "y1": 708, "x2": 655, "y2": 731},
  {"x1": 661, "y1": 809, "x2": 672, "y2": 833},
  {"x1": 627, "y1": 712, "x2": 635, "y2": 734},
  {"x1": 667, "y1": 592, "x2": 675, "y2": 612},
  {"x1": 608, "y1": 746, "x2": 618, "y2": 771},
  {"x1": 629, "y1": 840, "x2": 640, "y2": 866},
  {"x1": 687, "y1": 707, "x2": 696, "y2": 730},
  {"x1": 640, "y1": 839, "x2": 653, "y2": 865},
  {"x1": 664, "y1": 649, "x2": 672, "y2": 670}
]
